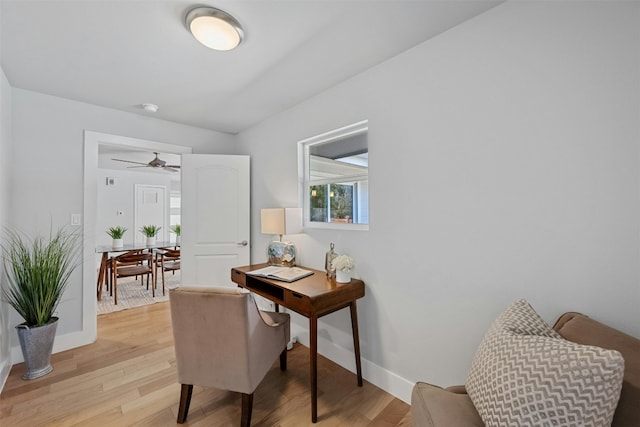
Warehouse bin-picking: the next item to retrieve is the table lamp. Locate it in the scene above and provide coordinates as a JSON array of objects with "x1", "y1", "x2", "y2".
[{"x1": 261, "y1": 208, "x2": 302, "y2": 266}]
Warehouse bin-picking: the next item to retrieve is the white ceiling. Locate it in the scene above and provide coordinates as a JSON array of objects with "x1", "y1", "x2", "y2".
[{"x1": 0, "y1": 0, "x2": 501, "y2": 134}]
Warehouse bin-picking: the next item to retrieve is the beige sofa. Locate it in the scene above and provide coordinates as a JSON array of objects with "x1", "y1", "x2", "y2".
[{"x1": 411, "y1": 312, "x2": 640, "y2": 427}]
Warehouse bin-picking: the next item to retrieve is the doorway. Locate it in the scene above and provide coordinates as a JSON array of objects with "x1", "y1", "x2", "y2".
[{"x1": 83, "y1": 131, "x2": 192, "y2": 341}]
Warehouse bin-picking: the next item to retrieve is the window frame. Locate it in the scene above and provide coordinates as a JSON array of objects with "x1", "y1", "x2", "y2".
[
  {"x1": 298, "y1": 120, "x2": 369, "y2": 231},
  {"x1": 169, "y1": 190, "x2": 181, "y2": 228}
]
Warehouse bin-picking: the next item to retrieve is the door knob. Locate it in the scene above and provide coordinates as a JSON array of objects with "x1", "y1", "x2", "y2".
[{"x1": 237, "y1": 240, "x2": 248, "y2": 246}]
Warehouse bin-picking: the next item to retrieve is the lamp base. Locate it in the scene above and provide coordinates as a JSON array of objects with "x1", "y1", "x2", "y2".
[{"x1": 267, "y1": 241, "x2": 296, "y2": 267}]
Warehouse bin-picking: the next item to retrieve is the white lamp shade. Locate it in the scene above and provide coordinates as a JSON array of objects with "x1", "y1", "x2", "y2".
[{"x1": 261, "y1": 208, "x2": 302, "y2": 236}]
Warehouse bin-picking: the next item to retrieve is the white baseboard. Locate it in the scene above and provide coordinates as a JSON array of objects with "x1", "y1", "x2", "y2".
[
  {"x1": 10, "y1": 329, "x2": 96, "y2": 365},
  {"x1": 0, "y1": 358, "x2": 10, "y2": 392},
  {"x1": 290, "y1": 323, "x2": 414, "y2": 404}
]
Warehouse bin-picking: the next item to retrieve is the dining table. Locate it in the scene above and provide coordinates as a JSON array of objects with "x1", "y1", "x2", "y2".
[{"x1": 96, "y1": 241, "x2": 178, "y2": 300}]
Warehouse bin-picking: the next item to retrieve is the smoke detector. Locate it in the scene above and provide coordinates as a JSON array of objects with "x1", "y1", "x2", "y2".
[{"x1": 141, "y1": 103, "x2": 159, "y2": 113}]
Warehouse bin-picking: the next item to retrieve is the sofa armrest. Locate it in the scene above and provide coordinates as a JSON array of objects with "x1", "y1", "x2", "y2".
[
  {"x1": 445, "y1": 385, "x2": 467, "y2": 394},
  {"x1": 411, "y1": 382, "x2": 484, "y2": 427},
  {"x1": 553, "y1": 312, "x2": 640, "y2": 427}
]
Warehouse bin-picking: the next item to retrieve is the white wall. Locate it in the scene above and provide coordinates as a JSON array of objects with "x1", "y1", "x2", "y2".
[
  {"x1": 96, "y1": 169, "x2": 173, "y2": 248},
  {"x1": 0, "y1": 63, "x2": 14, "y2": 389},
  {"x1": 237, "y1": 1, "x2": 640, "y2": 402},
  {"x1": 8, "y1": 88, "x2": 236, "y2": 359}
]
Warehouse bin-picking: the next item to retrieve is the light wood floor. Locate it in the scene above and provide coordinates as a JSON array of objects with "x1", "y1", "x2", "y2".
[{"x1": 0, "y1": 301, "x2": 411, "y2": 426}]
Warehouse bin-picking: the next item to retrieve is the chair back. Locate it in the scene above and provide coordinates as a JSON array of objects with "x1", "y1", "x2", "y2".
[
  {"x1": 112, "y1": 251, "x2": 154, "y2": 276},
  {"x1": 169, "y1": 286, "x2": 288, "y2": 394},
  {"x1": 114, "y1": 251, "x2": 153, "y2": 265},
  {"x1": 158, "y1": 248, "x2": 180, "y2": 271},
  {"x1": 161, "y1": 248, "x2": 180, "y2": 259}
]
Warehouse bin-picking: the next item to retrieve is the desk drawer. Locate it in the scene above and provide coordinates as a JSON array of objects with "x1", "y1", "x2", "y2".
[
  {"x1": 284, "y1": 290, "x2": 311, "y2": 314},
  {"x1": 231, "y1": 269, "x2": 245, "y2": 286}
]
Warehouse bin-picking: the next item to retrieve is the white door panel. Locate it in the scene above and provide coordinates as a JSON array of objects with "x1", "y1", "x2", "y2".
[
  {"x1": 194, "y1": 254, "x2": 241, "y2": 285},
  {"x1": 134, "y1": 185, "x2": 167, "y2": 245},
  {"x1": 181, "y1": 154, "x2": 250, "y2": 286}
]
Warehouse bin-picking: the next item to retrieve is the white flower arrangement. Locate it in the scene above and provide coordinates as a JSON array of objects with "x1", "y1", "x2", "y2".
[{"x1": 331, "y1": 254, "x2": 355, "y2": 272}]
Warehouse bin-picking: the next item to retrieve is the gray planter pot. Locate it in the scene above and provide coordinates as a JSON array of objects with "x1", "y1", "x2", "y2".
[{"x1": 15, "y1": 317, "x2": 58, "y2": 380}]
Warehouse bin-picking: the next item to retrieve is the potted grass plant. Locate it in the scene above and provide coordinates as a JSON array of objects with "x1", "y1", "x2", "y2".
[
  {"x1": 106, "y1": 226, "x2": 127, "y2": 249},
  {"x1": 1, "y1": 226, "x2": 80, "y2": 379},
  {"x1": 140, "y1": 225, "x2": 161, "y2": 247}
]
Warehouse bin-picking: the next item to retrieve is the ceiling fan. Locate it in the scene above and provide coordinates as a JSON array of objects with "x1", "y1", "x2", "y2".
[{"x1": 112, "y1": 152, "x2": 180, "y2": 172}]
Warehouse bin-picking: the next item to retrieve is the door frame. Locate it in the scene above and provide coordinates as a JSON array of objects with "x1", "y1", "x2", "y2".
[{"x1": 83, "y1": 131, "x2": 192, "y2": 342}]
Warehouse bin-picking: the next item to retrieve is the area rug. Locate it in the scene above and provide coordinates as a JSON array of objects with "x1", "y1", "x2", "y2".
[{"x1": 97, "y1": 271, "x2": 180, "y2": 315}]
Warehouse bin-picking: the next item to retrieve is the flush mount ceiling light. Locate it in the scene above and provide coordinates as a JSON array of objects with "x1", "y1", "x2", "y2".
[{"x1": 186, "y1": 6, "x2": 244, "y2": 51}]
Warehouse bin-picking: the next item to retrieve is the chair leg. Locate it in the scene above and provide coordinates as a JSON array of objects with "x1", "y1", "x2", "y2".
[
  {"x1": 280, "y1": 348, "x2": 287, "y2": 371},
  {"x1": 241, "y1": 393, "x2": 254, "y2": 427},
  {"x1": 112, "y1": 268, "x2": 118, "y2": 305},
  {"x1": 109, "y1": 263, "x2": 113, "y2": 296},
  {"x1": 150, "y1": 270, "x2": 155, "y2": 297},
  {"x1": 177, "y1": 384, "x2": 193, "y2": 424}
]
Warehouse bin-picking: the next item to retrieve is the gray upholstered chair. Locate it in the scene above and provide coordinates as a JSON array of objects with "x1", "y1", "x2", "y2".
[{"x1": 169, "y1": 285, "x2": 290, "y2": 426}]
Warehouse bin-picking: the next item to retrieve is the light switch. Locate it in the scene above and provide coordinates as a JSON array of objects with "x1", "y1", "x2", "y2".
[{"x1": 71, "y1": 213, "x2": 81, "y2": 226}]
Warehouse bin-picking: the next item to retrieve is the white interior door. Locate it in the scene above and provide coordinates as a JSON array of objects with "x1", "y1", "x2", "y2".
[
  {"x1": 180, "y1": 154, "x2": 250, "y2": 286},
  {"x1": 134, "y1": 185, "x2": 167, "y2": 244}
]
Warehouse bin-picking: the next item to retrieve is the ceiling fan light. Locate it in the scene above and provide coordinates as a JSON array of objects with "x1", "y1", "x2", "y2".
[{"x1": 186, "y1": 7, "x2": 244, "y2": 51}]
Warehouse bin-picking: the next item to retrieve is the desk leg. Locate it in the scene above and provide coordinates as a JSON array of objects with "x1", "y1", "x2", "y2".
[
  {"x1": 97, "y1": 253, "x2": 108, "y2": 300},
  {"x1": 310, "y1": 314, "x2": 318, "y2": 423},
  {"x1": 350, "y1": 301, "x2": 363, "y2": 387}
]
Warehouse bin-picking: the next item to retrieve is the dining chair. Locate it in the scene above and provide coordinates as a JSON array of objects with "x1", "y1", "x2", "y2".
[
  {"x1": 156, "y1": 247, "x2": 180, "y2": 295},
  {"x1": 111, "y1": 250, "x2": 155, "y2": 304},
  {"x1": 169, "y1": 285, "x2": 290, "y2": 426},
  {"x1": 103, "y1": 249, "x2": 143, "y2": 296}
]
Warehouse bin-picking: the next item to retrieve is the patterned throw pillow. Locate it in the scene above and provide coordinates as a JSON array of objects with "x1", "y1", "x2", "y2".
[{"x1": 466, "y1": 299, "x2": 624, "y2": 427}]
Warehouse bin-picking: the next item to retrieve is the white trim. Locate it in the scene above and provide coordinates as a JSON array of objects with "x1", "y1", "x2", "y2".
[
  {"x1": 304, "y1": 221, "x2": 369, "y2": 231},
  {"x1": 290, "y1": 321, "x2": 414, "y2": 405},
  {"x1": 298, "y1": 120, "x2": 370, "y2": 231},
  {"x1": 0, "y1": 358, "x2": 10, "y2": 392},
  {"x1": 10, "y1": 329, "x2": 93, "y2": 364},
  {"x1": 297, "y1": 120, "x2": 369, "y2": 146}
]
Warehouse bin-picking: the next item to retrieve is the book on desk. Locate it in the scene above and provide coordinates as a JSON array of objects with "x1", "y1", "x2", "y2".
[{"x1": 246, "y1": 266, "x2": 313, "y2": 283}]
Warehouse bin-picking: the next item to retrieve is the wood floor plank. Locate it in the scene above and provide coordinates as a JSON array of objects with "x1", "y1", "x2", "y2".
[
  {"x1": 369, "y1": 398, "x2": 413, "y2": 426},
  {"x1": 0, "y1": 301, "x2": 412, "y2": 426}
]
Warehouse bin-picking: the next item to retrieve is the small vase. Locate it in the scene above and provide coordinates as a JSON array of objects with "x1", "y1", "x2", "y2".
[
  {"x1": 112, "y1": 238, "x2": 123, "y2": 249},
  {"x1": 175, "y1": 235, "x2": 181, "y2": 246},
  {"x1": 336, "y1": 269, "x2": 351, "y2": 283},
  {"x1": 146, "y1": 236, "x2": 156, "y2": 247}
]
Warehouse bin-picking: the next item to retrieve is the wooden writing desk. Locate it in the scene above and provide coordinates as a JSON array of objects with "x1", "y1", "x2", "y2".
[{"x1": 231, "y1": 264, "x2": 365, "y2": 423}]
